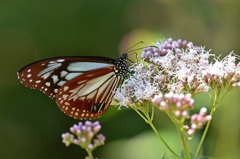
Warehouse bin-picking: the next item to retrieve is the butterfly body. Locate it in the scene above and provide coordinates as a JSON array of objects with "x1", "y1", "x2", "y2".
[{"x1": 18, "y1": 54, "x2": 128, "y2": 119}]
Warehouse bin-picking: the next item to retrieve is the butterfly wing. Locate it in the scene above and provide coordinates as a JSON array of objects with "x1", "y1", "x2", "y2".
[
  {"x1": 18, "y1": 54, "x2": 128, "y2": 119},
  {"x1": 18, "y1": 57, "x2": 116, "y2": 99},
  {"x1": 55, "y1": 67, "x2": 121, "y2": 119}
]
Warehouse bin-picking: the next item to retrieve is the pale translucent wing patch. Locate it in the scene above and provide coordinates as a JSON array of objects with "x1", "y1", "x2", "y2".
[
  {"x1": 56, "y1": 67, "x2": 121, "y2": 120},
  {"x1": 18, "y1": 57, "x2": 115, "y2": 98}
]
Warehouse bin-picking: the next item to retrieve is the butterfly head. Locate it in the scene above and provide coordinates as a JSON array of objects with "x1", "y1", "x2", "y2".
[{"x1": 114, "y1": 54, "x2": 128, "y2": 76}]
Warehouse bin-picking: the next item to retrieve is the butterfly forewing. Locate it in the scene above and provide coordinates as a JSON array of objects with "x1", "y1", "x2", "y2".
[
  {"x1": 18, "y1": 57, "x2": 116, "y2": 99},
  {"x1": 55, "y1": 67, "x2": 121, "y2": 119}
]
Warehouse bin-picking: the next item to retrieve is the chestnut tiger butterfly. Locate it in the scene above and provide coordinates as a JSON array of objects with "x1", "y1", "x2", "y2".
[{"x1": 17, "y1": 53, "x2": 129, "y2": 120}]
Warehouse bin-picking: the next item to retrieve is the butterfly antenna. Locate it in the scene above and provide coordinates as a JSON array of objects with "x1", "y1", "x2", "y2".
[
  {"x1": 123, "y1": 41, "x2": 159, "y2": 55},
  {"x1": 127, "y1": 52, "x2": 138, "y2": 63},
  {"x1": 123, "y1": 41, "x2": 144, "y2": 54}
]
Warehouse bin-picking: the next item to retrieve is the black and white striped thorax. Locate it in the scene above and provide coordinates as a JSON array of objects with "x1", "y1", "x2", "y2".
[{"x1": 114, "y1": 53, "x2": 128, "y2": 77}]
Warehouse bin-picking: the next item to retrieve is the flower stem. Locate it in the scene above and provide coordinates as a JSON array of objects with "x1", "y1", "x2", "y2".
[
  {"x1": 147, "y1": 118, "x2": 182, "y2": 159},
  {"x1": 165, "y1": 110, "x2": 191, "y2": 159},
  {"x1": 86, "y1": 148, "x2": 94, "y2": 159},
  {"x1": 177, "y1": 125, "x2": 191, "y2": 159},
  {"x1": 166, "y1": 110, "x2": 190, "y2": 159},
  {"x1": 133, "y1": 104, "x2": 181, "y2": 159},
  {"x1": 194, "y1": 108, "x2": 214, "y2": 159},
  {"x1": 194, "y1": 89, "x2": 218, "y2": 159}
]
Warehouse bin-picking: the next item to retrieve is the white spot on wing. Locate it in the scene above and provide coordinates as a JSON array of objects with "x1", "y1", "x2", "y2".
[
  {"x1": 49, "y1": 61, "x2": 55, "y2": 64},
  {"x1": 41, "y1": 70, "x2": 54, "y2": 79},
  {"x1": 45, "y1": 82, "x2": 50, "y2": 87},
  {"x1": 60, "y1": 71, "x2": 68, "y2": 77},
  {"x1": 63, "y1": 86, "x2": 69, "y2": 91},
  {"x1": 51, "y1": 75, "x2": 59, "y2": 84},
  {"x1": 54, "y1": 88, "x2": 58, "y2": 93},
  {"x1": 57, "y1": 59, "x2": 65, "y2": 62},
  {"x1": 27, "y1": 74, "x2": 32, "y2": 78},
  {"x1": 38, "y1": 62, "x2": 62, "y2": 77},
  {"x1": 62, "y1": 94, "x2": 68, "y2": 100},
  {"x1": 35, "y1": 80, "x2": 41, "y2": 83},
  {"x1": 65, "y1": 73, "x2": 82, "y2": 80},
  {"x1": 67, "y1": 62, "x2": 113, "y2": 71},
  {"x1": 58, "y1": 81, "x2": 66, "y2": 86}
]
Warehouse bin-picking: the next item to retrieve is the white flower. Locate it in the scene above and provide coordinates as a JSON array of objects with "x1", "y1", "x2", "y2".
[
  {"x1": 113, "y1": 38, "x2": 240, "y2": 107},
  {"x1": 114, "y1": 62, "x2": 159, "y2": 106}
]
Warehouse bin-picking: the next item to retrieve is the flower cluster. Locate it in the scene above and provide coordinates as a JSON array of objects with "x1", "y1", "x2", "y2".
[
  {"x1": 113, "y1": 38, "x2": 240, "y2": 137},
  {"x1": 114, "y1": 38, "x2": 240, "y2": 106},
  {"x1": 187, "y1": 107, "x2": 212, "y2": 135},
  {"x1": 204, "y1": 52, "x2": 240, "y2": 88},
  {"x1": 62, "y1": 121, "x2": 105, "y2": 151},
  {"x1": 141, "y1": 38, "x2": 191, "y2": 60},
  {"x1": 114, "y1": 62, "x2": 160, "y2": 106},
  {"x1": 141, "y1": 38, "x2": 213, "y2": 94},
  {"x1": 152, "y1": 92, "x2": 194, "y2": 119}
]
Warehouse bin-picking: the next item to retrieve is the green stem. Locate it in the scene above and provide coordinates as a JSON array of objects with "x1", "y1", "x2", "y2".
[
  {"x1": 148, "y1": 118, "x2": 182, "y2": 159},
  {"x1": 165, "y1": 111, "x2": 191, "y2": 159},
  {"x1": 194, "y1": 87, "x2": 232, "y2": 159},
  {"x1": 177, "y1": 125, "x2": 191, "y2": 159},
  {"x1": 133, "y1": 107, "x2": 181, "y2": 159},
  {"x1": 194, "y1": 89, "x2": 219, "y2": 159},
  {"x1": 194, "y1": 107, "x2": 214, "y2": 159},
  {"x1": 150, "y1": 104, "x2": 155, "y2": 121},
  {"x1": 86, "y1": 148, "x2": 94, "y2": 159},
  {"x1": 168, "y1": 111, "x2": 191, "y2": 159}
]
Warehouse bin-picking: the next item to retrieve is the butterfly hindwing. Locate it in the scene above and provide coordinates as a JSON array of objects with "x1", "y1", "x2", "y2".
[{"x1": 55, "y1": 67, "x2": 121, "y2": 119}]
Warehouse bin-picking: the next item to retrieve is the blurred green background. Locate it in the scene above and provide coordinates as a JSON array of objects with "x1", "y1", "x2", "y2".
[{"x1": 1, "y1": 0, "x2": 240, "y2": 159}]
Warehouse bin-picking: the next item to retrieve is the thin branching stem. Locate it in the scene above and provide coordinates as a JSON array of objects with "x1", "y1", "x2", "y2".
[
  {"x1": 146, "y1": 115, "x2": 182, "y2": 159},
  {"x1": 86, "y1": 148, "x2": 94, "y2": 159},
  {"x1": 194, "y1": 86, "x2": 232, "y2": 159},
  {"x1": 132, "y1": 102, "x2": 181, "y2": 159},
  {"x1": 176, "y1": 125, "x2": 191, "y2": 159},
  {"x1": 165, "y1": 111, "x2": 191, "y2": 159}
]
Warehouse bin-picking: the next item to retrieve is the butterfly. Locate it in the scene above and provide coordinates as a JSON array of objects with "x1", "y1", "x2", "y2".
[{"x1": 17, "y1": 54, "x2": 128, "y2": 120}]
